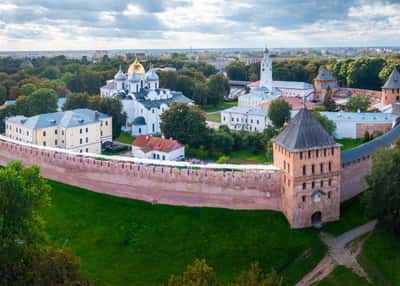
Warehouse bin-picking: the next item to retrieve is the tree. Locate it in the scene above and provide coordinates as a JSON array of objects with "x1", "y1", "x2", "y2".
[
  {"x1": 363, "y1": 131, "x2": 371, "y2": 143},
  {"x1": 27, "y1": 88, "x2": 58, "y2": 116},
  {"x1": 226, "y1": 61, "x2": 248, "y2": 81},
  {"x1": 322, "y1": 87, "x2": 336, "y2": 111},
  {"x1": 19, "y1": 83, "x2": 37, "y2": 97},
  {"x1": 192, "y1": 82, "x2": 209, "y2": 106},
  {"x1": 176, "y1": 75, "x2": 195, "y2": 99},
  {"x1": 345, "y1": 95, "x2": 371, "y2": 112},
  {"x1": 159, "y1": 71, "x2": 178, "y2": 90},
  {"x1": 40, "y1": 66, "x2": 61, "y2": 80},
  {"x1": 0, "y1": 162, "x2": 91, "y2": 285},
  {"x1": 160, "y1": 103, "x2": 208, "y2": 148},
  {"x1": 311, "y1": 111, "x2": 336, "y2": 136},
  {"x1": 0, "y1": 85, "x2": 6, "y2": 105},
  {"x1": 207, "y1": 74, "x2": 230, "y2": 106},
  {"x1": 167, "y1": 259, "x2": 218, "y2": 286},
  {"x1": 364, "y1": 148, "x2": 400, "y2": 233},
  {"x1": 64, "y1": 92, "x2": 90, "y2": 110},
  {"x1": 231, "y1": 263, "x2": 282, "y2": 286},
  {"x1": 268, "y1": 99, "x2": 291, "y2": 128}
]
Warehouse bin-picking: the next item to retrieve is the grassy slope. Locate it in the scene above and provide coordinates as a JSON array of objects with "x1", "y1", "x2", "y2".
[
  {"x1": 42, "y1": 181, "x2": 325, "y2": 286},
  {"x1": 205, "y1": 112, "x2": 221, "y2": 122},
  {"x1": 312, "y1": 266, "x2": 370, "y2": 286},
  {"x1": 228, "y1": 150, "x2": 271, "y2": 164},
  {"x1": 202, "y1": 100, "x2": 237, "y2": 113},
  {"x1": 336, "y1": 138, "x2": 364, "y2": 151},
  {"x1": 115, "y1": 132, "x2": 135, "y2": 145}
]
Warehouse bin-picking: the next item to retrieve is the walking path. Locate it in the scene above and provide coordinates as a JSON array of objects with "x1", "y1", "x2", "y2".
[{"x1": 295, "y1": 220, "x2": 377, "y2": 286}]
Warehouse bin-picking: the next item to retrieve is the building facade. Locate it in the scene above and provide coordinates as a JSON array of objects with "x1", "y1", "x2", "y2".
[
  {"x1": 132, "y1": 135, "x2": 185, "y2": 161},
  {"x1": 5, "y1": 109, "x2": 112, "y2": 154},
  {"x1": 221, "y1": 106, "x2": 270, "y2": 132},
  {"x1": 273, "y1": 108, "x2": 341, "y2": 228},
  {"x1": 100, "y1": 59, "x2": 193, "y2": 136}
]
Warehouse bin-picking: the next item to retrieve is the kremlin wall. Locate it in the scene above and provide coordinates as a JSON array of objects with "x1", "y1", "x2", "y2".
[{"x1": 1, "y1": 119, "x2": 400, "y2": 228}]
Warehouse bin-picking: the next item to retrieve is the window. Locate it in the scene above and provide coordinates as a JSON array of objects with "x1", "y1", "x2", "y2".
[
  {"x1": 328, "y1": 191, "x2": 331, "y2": 199},
  {"x1": 105, "y1": 121, "x2": 108, "y2": 126},
  {"x1": 312, "y1": 181, "x2": 315, "y2": 189},
  {"x1": 300, "y1": 152, "x2": 303, "y2": 160},
  {"x1": 86, "y1": 148, "x2": 89, "y2": 153},
  {"x1": 43, "y1": 141, "x2": 46, "y2": 146},
  {"x1": 324, "y1": 149, "x2": 327, "y2": 156},
  {"x1": 302, "y1": 183, "x2": 306, "y2": 190},
  {"x1": 86, "y1": 128, "x2": 88, "y2": 133},
  {"x1": 316, "y1": 150, "x2": 319, "y2": 158},
  {"x1": 311, "y1": 164, "x2": 315, "y2": 174},
  {"x1": 62, "y1": 130, "x2": 64, "y2": 135},
  {"x1": 86, "y1": 137, "x2": 88, "y2": 143},
  {"x1": 80, "y1": 138, "x2": 83, "y2": 144},
  {"x1": 320, "y1": 180, "x2": 324, "y2": 187},
  {"x1": 80, "y1": 129, "x2": 82, "y2": 134},
  {"x1": 302, "y1": 196, "x2": 306, "y2": 203},
  {"x1": 55, "y1": 129, "x2": 58, "y2": 135},
  {"x1": 320, "y1": 163, "x2": 324, "y2": 173},
  {"x1": 43, "y1": 131, "x2": 46, "y2": 136},
  {"x1": 331, "y1": 147, "x2": 334, "y2": 156},
  {"x1": 101, "y1": 131, "x2": 103, "y2": 136},
  {"x1": 308, "y1": 150, "x2": 311, "y2": 158},
  {"x1": 153, "y1": 153, "x2": 156, "y2": 159},
  {"x1": 162, "y1": 155, "x2": 166, "y2": 160},
  {"x1": 55, "y1": 139, "x2": 58, "y2": 145},
  {"x1": 328, "y1": 179, "x2": 332, "y2": 186},
  {"x1": 302, "y1": 165, "x2": 306, "y2": 176},
  {"x1": 152, "y1": 124, "x2": 155, "y2": 132},
  {"x1": 329, "y1": 162, "x2": 332, "y2": 172}
]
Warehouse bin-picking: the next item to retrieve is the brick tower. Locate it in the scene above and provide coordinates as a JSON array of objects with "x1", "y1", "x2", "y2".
[
  {"x1": 273, "y1": 108, "x2": 341, "y2": 228},
  {"x1": 313, "y1": 66, "x2": 338, "y2": 102},
  {"x1": 382, "y1": 67, "x2": 400, "y2": 105}
]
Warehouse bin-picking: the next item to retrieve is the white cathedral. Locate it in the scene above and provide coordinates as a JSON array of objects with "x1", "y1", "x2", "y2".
[
  {"x1": 100, "y1": 59, "x2": 193, "y2": 136},
  {"x1": 238, "y1": 48, "x2": 314, "y2": 108}
]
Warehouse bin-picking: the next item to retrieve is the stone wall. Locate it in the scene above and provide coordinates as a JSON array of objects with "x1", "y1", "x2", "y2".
[
  {"x1": 0, "y1": 139, "x2": 282, "y2": 211},
  {"x1": 343, "y1": 88, "x2": 382, "y2": 99},
  {"x1": 340, "y1": 155, "x2": 372, "y2": 202}
]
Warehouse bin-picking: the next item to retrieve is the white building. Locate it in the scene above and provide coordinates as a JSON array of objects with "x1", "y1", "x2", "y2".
[
  {"x1": 221, "y1": 106, "x2": 270, "y2": 132},
  {"x1": 132, "y1": 135, "x2": 185, "y2": 161},
  {"x1": 291, "y1": 110, "x2": 398, "y2": 139},
  {"x1": 5, "y1": 109, "x2": 112, "y2": 154},
  {"x1": 238, "y1": 48, "x2": 314, "y2": 109},
  {"x1": 100, "y1": 59, "x2": 193, "y2": 136}
]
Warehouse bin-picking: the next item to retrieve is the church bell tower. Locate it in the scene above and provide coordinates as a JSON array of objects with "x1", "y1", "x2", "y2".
[{"x1": 260, "y1": 47, "x2": 272, "y2": 88}]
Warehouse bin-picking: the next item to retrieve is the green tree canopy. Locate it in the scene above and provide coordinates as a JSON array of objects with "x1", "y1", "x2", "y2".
[
  {"x1": 160, "y1": 103, "x2": 208, "y2": 148},
  {"x1": 345, "y1": 95, "x2": 371, "y2": 112},
  {"x1": 207, "y1": 73, "x2": 230, "y2": 106},
  {"x1": 364, "y1": 147, "x2": 400, "y2": 233},
  {"x1": 27, "y1": 88, "x2": 58, "y2": 116},
  {"x1": 167, "y1": 259, "x2": 218, "y2": 286},
  {"x1": 268, "y1": 98, "x2": 291, "y2": 128},
  {"x1": 19, "y1": 83, "x2": 37, "y2": 97},
  {"x1": 64, "y1": 92, "x2": 90, "y2": 110},
  {"x1": 226, "y1": 61, "x2": 248, "y2": 81},
  {"x1": 311, "y1": 111, "x2": 337, "y2": 136},
  {"x1": 231, "y1": 263, "x2": 282, "y2": 286}
]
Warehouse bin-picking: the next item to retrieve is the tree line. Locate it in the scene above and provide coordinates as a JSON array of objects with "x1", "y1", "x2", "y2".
[{"x1": 226, "y1": 56, "x2": 400, "y2": 91}]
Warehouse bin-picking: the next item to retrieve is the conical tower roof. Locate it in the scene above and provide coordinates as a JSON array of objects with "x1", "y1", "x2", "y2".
[
  {"x1": 274, "y1": 109, "x2": 338, "y2": 151},
  {"x1": 315, "y1": 66, "x2": 335, "y2": 81},
  {"x1": 383, "y1": 67, "x2": 400, "y2": 89}
]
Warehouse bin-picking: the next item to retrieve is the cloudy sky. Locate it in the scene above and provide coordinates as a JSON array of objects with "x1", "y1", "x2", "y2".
[{"x1": 0, "y1": 0, "x2": 399, "y2": 51}]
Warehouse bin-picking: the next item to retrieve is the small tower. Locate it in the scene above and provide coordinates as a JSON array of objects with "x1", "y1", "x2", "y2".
[
  {"x1": 381, "y1": 67, "x2": 400, "y2": 105},
  {"x1": 313, "y1": 66, "x2": 338, "y2": 101},
  {"x1": 260, "y1": 47, "x2": 272, "y2": 88},
  {"x1": 273, "y1": 108, "x2": 341, "y2": 228},
  {"x1": 114, "y1": 65, "x2": 126, "y2": 91}
]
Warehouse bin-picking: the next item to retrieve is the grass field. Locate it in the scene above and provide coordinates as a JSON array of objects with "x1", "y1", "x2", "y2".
[
  {"x1": 202, "y1": 100, "x2": 238, "y2": 113},
  {"x1": 205, "y1": 112, "x2": 221, "y2": 122},
  {"x1": 312, "y1": 266, "x2": 370, "y2": 286},
  {"x1": 336, "y1": 138, "x2": 364, "y2": 151},
  {"x1": 42, "y1": 181, "x2": 325, "y2": 286},
  {"x1": 115, "y1": 132, "x2": 135, "y2": 145},
  {"x1": 227, "y1": 150, "x2": 271, "y2": 164}
]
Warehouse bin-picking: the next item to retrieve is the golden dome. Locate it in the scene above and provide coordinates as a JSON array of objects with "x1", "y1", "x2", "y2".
[{"x1": 127, "y1": 58, "x2": 145, "y2": 76}]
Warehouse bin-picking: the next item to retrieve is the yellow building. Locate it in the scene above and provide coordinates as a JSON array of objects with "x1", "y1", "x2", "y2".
[{"x1": 5, "y1": 109, "x2": 112, "y2": 154}]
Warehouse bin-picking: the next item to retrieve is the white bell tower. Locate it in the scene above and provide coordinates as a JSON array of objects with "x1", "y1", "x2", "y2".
[{"x1": 260, "y1": 46, "x2": 272, "y2": 88}]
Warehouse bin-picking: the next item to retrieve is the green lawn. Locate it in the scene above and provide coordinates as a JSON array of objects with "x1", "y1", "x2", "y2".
[
  {"x1": 312, "y1": 266, "x2": 370, "y2": 286},
  {"x1": 202, "y1": 100, "x2": 237, "y2": 113},
  {"x1": 322, "y1": 196, "x2": 370, "y2": 236},
  {"x1": 42, "y1": 181, "x2": 326, "y2": 286},
  {"x1": 228, "y1": 150, "x2": 271, "y2": 164},
  {"x1": 359, "y1": 229, "x2": 400, "y2": 286},
  {"x1": 115, "y1": 132, "x2": 135, "y2": 144},
  {"x1": 205, "y1": 112, "x2": 221, "y2": 122},
  {"x1": 336, "y1": 138, "x2": 364, "y2": 151}
]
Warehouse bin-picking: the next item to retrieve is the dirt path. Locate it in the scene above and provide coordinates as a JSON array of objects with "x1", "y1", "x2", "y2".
[{"x1": 295, "y1": 220, "x2": 377, "y2": 286}]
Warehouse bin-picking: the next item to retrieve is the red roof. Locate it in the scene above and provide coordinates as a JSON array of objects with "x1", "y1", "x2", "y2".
[
  {"x1": 133, "y1": 135, "x2": 183, "y2": 153},
  {"x1": 258, "y1": 96, "x2": 316, "y2": 110}
]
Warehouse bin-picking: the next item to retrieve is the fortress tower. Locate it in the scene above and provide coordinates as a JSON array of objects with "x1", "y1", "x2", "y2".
[
  {"x1": 382, "y1": 67, "x2": 400, "y2": 106},
  {"x1": 313, "y1": 66, "x2": 338, "y2": 101},
  {"x1": 273, "y1": 108, "x2": 341, "y2": 228}
]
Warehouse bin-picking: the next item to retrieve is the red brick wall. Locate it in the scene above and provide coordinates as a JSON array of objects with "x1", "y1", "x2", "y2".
[
  {"x1": 0, "y1": 140, "x2": 282, "y2": 211},
  {"x1": 340, "y1": 156, "x2": 371, "y2": 202},
  {"x1": 356, "y1": 123, "x2": 393, "y2": 138}
]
